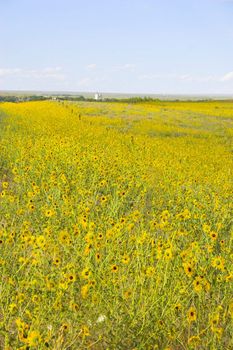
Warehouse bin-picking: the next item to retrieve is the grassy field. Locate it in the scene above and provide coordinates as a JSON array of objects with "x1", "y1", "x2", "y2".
[{"x1": 0, "y1": 100, "x2": 232, "y2": 349}]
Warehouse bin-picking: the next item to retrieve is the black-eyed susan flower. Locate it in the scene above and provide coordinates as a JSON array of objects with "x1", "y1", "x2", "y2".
[
  {"x1": 97, "y1": 232, "x2": 104, "y2": 240},
  {"x1": 111, "y1": 264, "x2": 118, "y2": 273},
  {"x1": 164, "y1": 248, "x2": 173, "y2": 260},
  {"x1": 174, "y1": 303, "x2": 182, "y2": 312},
  {"x1": 81, "y1": 268, "x2": 91, "y2": 279},
  {"x1": 187, "y1": 306, "x2": 197, "y2": 323},
  {"x1": 209, "y1": 231, "x2": 218, "y2": 241},
  {"x1": 100, "y1": 195, "x2": 107, "y2": 204},
  {"x1": 95, "y1": 252, "x2": 101, "y2": 261},
  {"x1": 212, "y1": 256, "x2": 225, "y2": 271},
  {"x1": 45, "y1": 209, "x2": 55, "y2": 218},
  {"x1": 193, "y1": 276, "x2": 203, "y2": 293},
  {"x1": 53, "y1": 257, "x2": 61, "y2": 266},
  {"x1": 66, "y1": 273, "x2": 76, "y2": 283},
  {"x1": 122, "y1": 254, "x2": 130, "y2": 264},
  {"x1": 58, "y1": 230, "x2": 71, "y2": 245},
  {"x1": 61, "y1": 323, "x2": 69, "y2": 332},
  {"x1": 183, "y1": 262, "x2": 194, "y2": 277}
]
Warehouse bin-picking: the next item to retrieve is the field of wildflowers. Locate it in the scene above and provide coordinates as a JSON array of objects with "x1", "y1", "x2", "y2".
[{"x1": 0, "y1": 100, "x2": 232, "y2": 349}]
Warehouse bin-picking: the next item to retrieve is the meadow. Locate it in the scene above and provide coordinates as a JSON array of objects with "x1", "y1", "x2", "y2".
[{"x1": 0, "y1": 100, "x2": 232, "y2": 350}]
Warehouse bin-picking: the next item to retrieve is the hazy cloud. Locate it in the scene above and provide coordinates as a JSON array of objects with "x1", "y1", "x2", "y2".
[
  {"x1": 221, "y1": 71, "x2": 233, "y2": 81},
  {"x1": 0, "y1": 68, "x2": 22, "y2": 77},
  {"x1": 139, "y1": 73, "x2": 177, "y2": 80},
  {"x1": 0, "y1": 67, "x2": 66, "y2": 80},
  {"x1": 179, "y1": 74, "x2": 216, "y2": 83},
  {"x1": 86, "y1": 63, "x2": 97, "y2": 70},
  {"x1": 139, "y1": 72, "x2": 233, "y2": 83},
  {"x1": 113, "y1": 63, "x2": 136, "y2": 72}
]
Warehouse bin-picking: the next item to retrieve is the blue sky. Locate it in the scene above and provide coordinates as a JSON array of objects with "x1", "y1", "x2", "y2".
[{"x1": 1, "y1": 0, "x2": 233, "y2": 94}]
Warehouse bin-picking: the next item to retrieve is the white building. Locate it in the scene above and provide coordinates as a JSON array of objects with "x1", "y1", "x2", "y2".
[{"x1": 94, "y1": 93, "x2": 102, "y2": 101}]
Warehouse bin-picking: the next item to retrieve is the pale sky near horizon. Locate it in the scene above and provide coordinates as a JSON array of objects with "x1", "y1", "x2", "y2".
[{"x1": 1, "y1": 0, "x2": 233, "y2": 94}]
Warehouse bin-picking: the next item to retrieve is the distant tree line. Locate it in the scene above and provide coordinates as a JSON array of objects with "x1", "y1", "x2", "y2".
[
  {"x1": 0, "y1": 94, "x2": 217, "y2": 104},
  {"x1": 0, "y1": 95, "x2": 48, "y2": 102},
  {"x1": 103, "y1": 96, "x2": 160, "y2": 103},
  {"x1": 57, "y1": 96, "x2": 86, "y2": 101}
]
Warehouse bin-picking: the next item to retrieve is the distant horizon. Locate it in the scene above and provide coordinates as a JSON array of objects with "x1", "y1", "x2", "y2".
[{"x1": 1, "y1": 89, "x2": 233, "y2": 99}]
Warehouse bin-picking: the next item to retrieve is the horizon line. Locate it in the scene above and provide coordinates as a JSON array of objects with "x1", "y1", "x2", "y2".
[{"x1": 1, "y1": 89, "x2": 233, "y2": 97}]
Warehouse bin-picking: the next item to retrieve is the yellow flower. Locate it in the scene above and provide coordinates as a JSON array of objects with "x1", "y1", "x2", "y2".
[
  {"x1": 53, "y1": 257, "x2": 61, "y2": 266},
  {"x1": 100, "y1": 195, "x2": 107, "y2": 204},
  {"x1": 209, "y1": 231, "x2": 218, "y2": 241},
  {"x1": 211, "y1": 327, "x2": 223, "y2": 339},
  {"x1": 81, "y1": 284, "x2": 89, "y2": 298},
  {"x1": 36, "y1": 235, "x2": 46, "y2": 248},
  {"x1": 193, "y1": 276, "x2": 203, "y2": 293},
  {"x1": 164, "y1": 248, "x2": 172, "y2": 260},
  {"x1": 209, "y1": 313, "x2": 220, "y2": 330},
  {"x1": 84, "y1": 243, "x2": 92, "y2": 255},
  {"x1": 122, "y1": 255, "x2": 130, "y2": 264},
  {"x1": 212, "y1": 256, "x2": 225, "y2": 271},
  {"x1": 111, "y1": 264, "x2": 118, "y2": 273},
  {"x1": 2, "y1": 181, "x2": 9, "y2": 189},
  {"x1": 26, "y1": 330, "x2": 42, "y2": 346},
  {"x1": 187, "y1": 306, "x2": 197, "y2": 323},
  {"x1": 61, "y1": 323, "x2": 69, "y2": 332},
  {"x1": 123, "y1": 289, "x2": 132, "y2": 299},
  {"x1": 65, "y1": 272, "x2": 76, "y2": 283},
  {"x1": 95, "y1": 252, "x2": 101, "y2": 262},
  {"x1": 59, "y1": 230, "x2": 71, "y2": 245},
  {"x1": 183, "y1": 261, "x2": 194, "y2": 277},
  {"x1": 81, "y1": 325, "x2": 90, "y2": 337},
  {"x1": 70, "y1": 302, "x2": 79, "y2": 312},
  {"x1": 81, "y1": 268, "x2": 91, "y2": 279},
  {"x1": 188, "y1": 335, "x2": 200, "y2": 345},
  {"x1": 203, "y1": 224, "x2": 211, "y2": 233},
  {"x1": 59, "y1": 280, "x2": 69, "y2": 290},
  {"x1": 85, "y1": 231, "x2": 94, "y2": 243},
  {"x1": 45, "y1": 209, "x2": 55, "y2": 217},
  {"x1": 9, "y1": 303, "x2": 17, "y2": 313},
  {"x1": 174, "y1": 303, "x2": 182, "y2": 312},
  {"x1": 145, "y1": 266, "x2": 155, "y2": 277}
]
